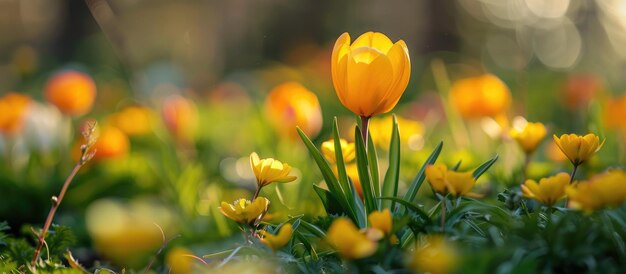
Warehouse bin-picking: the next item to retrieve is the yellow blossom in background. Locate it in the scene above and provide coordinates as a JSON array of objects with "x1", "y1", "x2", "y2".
[
  {"x1": 321, "y1": 138, "x2": 355, "y2": 164},
  {"x1": 259, "y1": 223, "x2": 293, "y2": 252},
  {"x1": 450, "y1": 74, "x2": 511, "y2": 119},
  {"x1": 346, "y1": 164, "x2": 363, "y2": 198},
  {"x1": 166, "y1": 247, "x2": 194, "y2": 274},
  {"x1": 161, "y1": 95, "x2": 198, "y2": 144},
  {"x1": 331, "y1": 32, "x2": 411, "y2": 117},
  {"x1": 567, "y1": 170, "x2": 626, "y2": 213},
  {"x1": 250, "y1": 152, "x2": 297, "y2": 188},
  {"x1": 326, "y1": 218, "x2": 377, "y2": 259},
  {"x1": 108, "y1": 105, "x2": 155, "y2": 136},
  {"x1": 264, "y1": 82, "x2": 322, "y2": 139},
  {"x1": 219, "y1": 197, "x2": 270, "y2": 226},
  {"x1": 0, "y1": 93, "x2": 31, "y2": 135},
  {"x1": 365, "y1": 209, "x2": 393, "y2": 242},
  {"x1": 510, "y1": 122, "x2": 547, "y2": 154},
  {"x1": 426, "y1": 164, "x2": 477, "y2": 197},
  {"x1": 521, "y1": 173, "x2": 569, "y2": 206},
  {"x1": 545, "y1": 141, "x2": 568, "y2": 162},
  {"x1": 44, "y1": 70, "x2": 97, "y2": 116},
  {"x1": 553, "y1": 133, "x2": 603, "y2": 166},
  {"x1": 408, "y1": 235, "x2": 458, "y2": 274},
  {"x1": 369, "y1": 115, "x2": 424, "y2": 150}
]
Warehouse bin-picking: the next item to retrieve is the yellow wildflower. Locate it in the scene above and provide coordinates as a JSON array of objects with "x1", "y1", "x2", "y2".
[
  {"x1": 250, "y1": 152, "x2": 297, "y2": 188},
  {"x1": 321, "y1": 138, "x2": 355, "y2": 164},
  {"x1": 259, "y1": 224, "x2": 293, "y2": 252},
  {"x1": 408, "y1": 235, "x2": 458, "y2": 274},
  {"x1": 567, "y1": 170, "x2": 626, "y2": 213},
  {"x1": 521, "y1": 173, "x2": 569, "y2": 206},
  {"x1": 553, "y1": 133, "x2": 603, "y2": 166},
  {"x1": 426, "y1": 164, "x2": 476, "y2": 197},
  {"x1": 326, "y1": 218, "x2": 377, "y2": 259},
  {"x1": 219, "y1": 197, "x2": 270, "y2": 226},
  {"x1": 331, "y1": 32, "x2": 411, "y2": 117},
  {"x1": 510, "y1": 122, "x2": 547, "y2": 154}
]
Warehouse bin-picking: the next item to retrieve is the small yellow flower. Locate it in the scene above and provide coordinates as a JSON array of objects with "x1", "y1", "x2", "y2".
[
  {"x1": 331, "y1": 32, "x2": 411, "y2": 117},
  {"x1": 426, "y1": 164, "x2": 476, "y2": 197},
  {"x1": 250, "y1": 152, "x2": 297, "y2": 188},
  {"x1": 567, "y1": 170, "x2": 626, "y2": 213},
  {"x1": 265, "y1": 82, "x2": 322, "y2": 139},
  {"x1": 259, "y1": 224, "x2": 293, "y2": 252},
  {"x1": 0, "y1": 92, "x2": 31, "y2": 135},
  {"x1": 326, "y1": 218, "x2": 377, "y2": 260},
  {"x1": 321, "y1": 138, "x2": 355, "y2": 164},
  {"x1": 450, "y1": 74, "x2": 511, "y2": 119},
  {"x1": 553, "y1": 133, "x2": 603, "y2": 166},
  {"x1": 521, "y1": 173, "x2": 569, "y2": 206},
  {"x1": 219, "y1": 197, "x2": 270, "y2": 226},
  {"x1": 510, "y1": 122, "x2": 547, "y2": 154},
  {"x1": 408, "y1": 235, "x2": 458, "y2": 274},
  {"x1": 45, "y1": 70, "x2": 97, "y2": 116},
  {"x1": 364, "y1": 209, "x2": 394, "y2": 242}
]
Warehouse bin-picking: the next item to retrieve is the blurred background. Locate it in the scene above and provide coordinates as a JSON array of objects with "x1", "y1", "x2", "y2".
[{"x1": 1, "y1": 0, "x2": 626, "y2": 270}]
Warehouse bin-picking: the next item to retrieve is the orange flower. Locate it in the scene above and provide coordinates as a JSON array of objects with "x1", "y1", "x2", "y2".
[
  {"x1": 561, "y1": 74, "x2": 601, "y2": 110},
  {"x1": 566, "y1": 170, "x2": 626, "y2": 213},
  {"x1": 91, "y1": 126, "x2": 130, "y2": 160},
  {"x1": 45, "y1": 70, "x2": 97, "y2": 116},
  {"x1": 603, "y1": 95, "x2": 626, "y2": 133},
  {"x1": 162, "y1": 95, "x2": 198, "y2": 144},
  {"x1": 264, "y1": 82, "x2": 322, "y2": 139},
  {"x1": 521, "y1": 173, "x2": 569, "y2": 206},
  {"x1": 450, "y1": 74, "x2": 511, "y2": 119},
  {"x1": 0, "y1": 92, "x2": 31, "y2": 135},
  {"x1": 553, "y1": 133, "x2": 603, "y2": 166}
]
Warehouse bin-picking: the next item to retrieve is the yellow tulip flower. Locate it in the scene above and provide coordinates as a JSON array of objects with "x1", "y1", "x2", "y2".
[
  {"x1": 553, "y1": 133, "x2": 603, "y2": 166},
  {"x1": 426, "y1": 164, "x2": 476, "y2": 197},
  {"x1": 450, "y1": 74, "x2": 511, "y2": 119},
  {"x1": 408, "y1": 235, "x2": 458, "y2": 274},
  {"x1": 259, "y1": 223, "x2": 293, "y2": 252},
  {"x1": 321, "y1": 138, "x2": 355, "y2": 164},
  {"x1": 326, "y1": 218, "x2": 377, "y2": 259},
  {"x1": 521, "y1": 173, "x2": 569, "y2": 206},
  {"x1": 219, "y1": 197, "x2": 270, "y2": 226},
  {"x1": 265, "y1": 82, "x2": 322, "y2": 140},
  {"x1": 567, "y1": 170, "x2": 626, "y2": 213},
  {"x1": 250, "y1": 152, "x2": 297, "y2": 189},
  {"x1": 510, "y1": 122, "x2": 547, "y2": 154},
  {"x1": 331, "y1": 32, "x2": 411, "y2": 117},
  {"x1": 0, "y1": 92, "x2": 31, "y2": 135}
]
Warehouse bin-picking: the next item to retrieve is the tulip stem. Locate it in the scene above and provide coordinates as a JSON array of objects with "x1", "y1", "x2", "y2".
[
  {"x1": 569, "y1": 164, "x2": 579, "y2": 184},
  {"x1": 252, "y1": 187, "x2": 262, "y2": 201},
  {"x1": 440, "y1": 198, "x2": 447, "y2": 232},
  {"x1": 360, "y1": 116, "x2": 370, "y2": 150}
]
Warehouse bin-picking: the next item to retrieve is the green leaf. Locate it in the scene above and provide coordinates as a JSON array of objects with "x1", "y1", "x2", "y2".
[
  {"x1": 382, "y1": 115, "x2": 400, "y2": 211},
  {"x1": 331, "y1": 118, "x2": 356, "y2": 214},
  {"x1": 379, "y1": 197, "x2": 431, "y2": 224},
  {"x1": 297, "y1": 127, "x2": 354, "y2": 219},
  {"x1": 313, "y1": 186, "x2": 344, "y2": 216},
  {"x1": 402, "y1": 141, "x2": 443, "y2": 209},
  {"x1": 473, "y1": 154, "x2": 499, "y2": 180},
  {"x1": 367, "y1": 130, "x2": 380, "y2": 201},
  {"x1": 355, "y1": 125, "x2": 377, "y2": 214},
  {"x1": 350, "y1": 177, "x2": 367, "y2": 228},
  {"x1": 298, "y1": 220, "x2": 326, "y2": 238}
]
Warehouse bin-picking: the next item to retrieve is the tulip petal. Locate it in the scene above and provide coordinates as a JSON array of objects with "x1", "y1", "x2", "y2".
[
  {"x1": 345, "y1": 49, "x2": 395, "y2": 116},
  {"x1": 351, "y1": 32, "x2": 394, "y2": 53}
]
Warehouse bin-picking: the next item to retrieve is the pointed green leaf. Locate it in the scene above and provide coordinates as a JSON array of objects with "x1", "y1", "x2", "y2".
[
  {"x1": 355, "y1": 125, "x2": 377, "y2": 213},
  {"x1": 313, "y1": 185, "x2": 344, "y2": 216},
  {"x1": 402, "y1": 141, "x2": 443, "y2": 206},
  {"x1": 379, "y1": 197, "x2": 431, "y2": 224},
  {"x1": 332, "y1": 118, "x2": 356, "y2": 213},
  {"x1": 367, "y1": 131, "x2": 380, "y2": 200},
  {"x1": 473, "y1": 154, "x2": 499, "y2": 180},
  {"x1": 382, "y1": 115, "x2": 401, "y2": 210}
]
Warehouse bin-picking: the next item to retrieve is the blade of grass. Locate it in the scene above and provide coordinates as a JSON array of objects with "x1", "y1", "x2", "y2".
[{"x1": 382, "y1": 115, "x2": 400, "y2": 210}]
